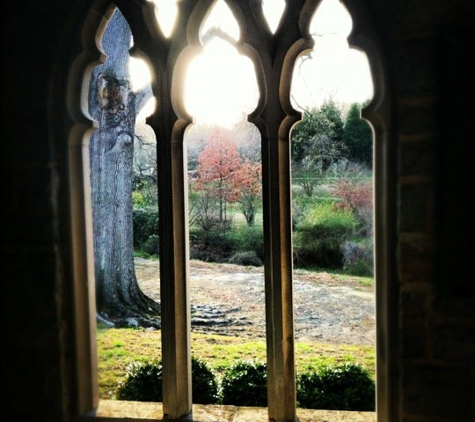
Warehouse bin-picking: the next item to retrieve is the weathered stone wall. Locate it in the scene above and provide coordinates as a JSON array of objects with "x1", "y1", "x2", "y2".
[{"x1": 3, "y1": 0, "x2": 474, "y2": 421}]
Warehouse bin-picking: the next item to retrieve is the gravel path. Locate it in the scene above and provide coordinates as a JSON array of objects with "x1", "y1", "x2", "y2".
[{"x1": 135, "y1": 258, "x2": 375, "y2": 346}]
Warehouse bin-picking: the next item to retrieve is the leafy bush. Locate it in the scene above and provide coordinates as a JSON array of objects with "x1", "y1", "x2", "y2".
[
  {"x1": 343, "y1": 240, "x2": 373, "y2": 276},
  {"x1": 189, "y1": 230, "x2": 236, "y2": 263},
  {"x1": 230, "y1": 225, "x2": 264, "y2": 261},
  {"x1": 116, "y1": 359, "x2": 162, "y2": 401},
  {"x1": 293, "y1": 202, "x2": 357, "y2": 269},
  {"x1": 133, "y1": 208, "x2": 159, "y2": 250},
  {"x1": 292, "y1": 193, "x2": 332, "y2": 229},
  {"x1": 132, "y1": 191, "x2": 148, "y2": 208},
  {"x1": 220, "y1": 360, "x2": 267, "y2": 406},
  {"x1": 191, "y1": 222, "x2": 264, "y2": 265},
  {"x1": 191, "y1": 356, "x2": 219, "y2": 404},
  {"x1": 114, "y1": 357, "x2": 375, "y2": 410},
  {"x1": 331, "y1": 178, "x2": 373, "y2": 237},
  {"x1": 297, "y1": 363, "x2": 375, "y2": 411},
  {"x1": 133, "y1": 175, "x2": 158, "y2": 207},
  {"x1": 116, "y1": 356, "x2": 219, "y2": 404},
  {"x1": 228, "y1": 250, "x2": 263, "y2": 267},
  {"x1": 142, "y1": 234, "x2": 160, "y2": 257}
]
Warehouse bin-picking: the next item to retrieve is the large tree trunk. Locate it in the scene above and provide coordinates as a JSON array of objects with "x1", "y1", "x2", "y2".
[{"x1": 89, "y1": 9, "x2": 159, "y2": 328}]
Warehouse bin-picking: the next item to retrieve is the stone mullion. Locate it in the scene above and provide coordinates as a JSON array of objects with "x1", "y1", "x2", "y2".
[
  {"x1": 154, "y1": 68, "x2": 191, "y2": 422},
  {"x1": 128, "y1": 0, "x2": 197, "y2": 417},
  {"x1": 237, "y1": 1, "x2": 311, "y2": 420},
  {"x1": 263, "y1": 126, "x2": 296, "y2": 422},
  {"x1": 158, "y1": 119, "x2": 192, "y2": 420}
]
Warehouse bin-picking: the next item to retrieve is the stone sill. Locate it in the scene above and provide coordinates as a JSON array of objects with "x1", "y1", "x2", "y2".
[{"x1": 74, "y1": 400, "x2": 376, "y2": 421}]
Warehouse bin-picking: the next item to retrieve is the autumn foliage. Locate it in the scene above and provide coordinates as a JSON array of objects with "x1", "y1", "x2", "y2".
[
  {"x1": 193, "y1": 128, "x2": 262, "y2": 229},
  {"x1": 331, "y1": 178, "x2": 373, "y2": 236},
  {"x1": 233, "y1": 159, "x2": 261, "y2": 225}
]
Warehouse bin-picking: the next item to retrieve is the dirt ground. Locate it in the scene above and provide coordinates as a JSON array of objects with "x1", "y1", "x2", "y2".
[{"x1": 135, "y1": 257, "x2": 375, "y2": 347}]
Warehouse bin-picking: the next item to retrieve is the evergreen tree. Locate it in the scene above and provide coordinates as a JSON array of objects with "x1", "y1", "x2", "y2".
[
  {"x1": 342, "y1": 102, "x2": 373, "y2": 166},
  {"x1": 320, "y1": 98, "x2": 344, "y2": 143},
  {"x1": 291, "y1": 99, "x2": 344, "y2": 165},
  {"x1": 291, "y1": 100, "x2": 346, "y2": 196}
]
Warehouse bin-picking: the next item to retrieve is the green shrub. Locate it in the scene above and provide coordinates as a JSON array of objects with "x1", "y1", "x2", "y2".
[
  {"x1": 293, "y1": 202, "x2": 357, "y2": 269},
  {"x1": 191, "y1": 356, "x2": 219, "y2": 404},
  {"x1": 228, "y1": 250, "x2": 263, "y2": 267},
  {"x1": 142, "y1": 234, "x2": 160, "y2": 257},
  {"x1": 297, "y1": 363, "x2": 375, "y2": 411},
  {"x1": 190, "y1": 231, "x2": 236, "y2": 263},
  {"x1": 220, "y1": 360, "x2": 267, "y2": 406},
  {"x1": 230, "y1": 225, "x2": 264, "y2": 260},
  {"x1": 292, "y1": 193, "x2": 332, "y2": 228},
  {"x1": 116, "y1": 359, "x2": 162, "y2": 401},
  {"x1": 133, "y1": 208, "x2": 159, "y2": 249},
  {"x1": 116, "y1": 356, "x2": 219, "y2": 404},
  {"x1": 343, "y1": 240, "x2": 373, "y2": 276},
  {"x1": 132, "y1": 191, "x2": 148, "y2": 209}
]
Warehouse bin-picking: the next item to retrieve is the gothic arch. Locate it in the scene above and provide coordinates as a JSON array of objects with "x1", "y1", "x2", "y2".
[{"x1": 60, "y1": 1, "x2": 395, "y2": 420}]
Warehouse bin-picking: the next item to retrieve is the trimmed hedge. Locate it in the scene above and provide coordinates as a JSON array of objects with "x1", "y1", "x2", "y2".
[
  {"x1": 116, "y1": 357, "x2": 374, "y2": 411},
  {"x1": 116, "y1": 356, "x2": 219, "y2": 404},
  {"x1": 220, "y1": 360, "x2": 267, "y2": 406},
  {"x1": 297, "y1": 363, "x2": 375, "y2": 411}
]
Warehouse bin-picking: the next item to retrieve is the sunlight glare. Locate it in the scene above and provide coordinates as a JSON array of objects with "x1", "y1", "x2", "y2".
[
  {"x1": 311, "y1": 0, "x2": 352, "y2": 38},
  {"x1": 129, "y1": 57, "x2": 156, "y2": 120},
  {"x1": 262, "y1": 0, "x2": 285, "y2": 33},
  {"x1": 150, "y1": 0, "x2": 178, "y2": 38},
  {"x1": 201, "y1": 0, "x2": 240, "y2": 42},
  {"x1": 291, "y1": 0, "x2": 373, "y2": 109},
  {"x1": 184, "y1": 38, "x2": 258, "y2": 127},
  {"x1": 129, "y1": 57, "x2": 151, "y2": 91}
]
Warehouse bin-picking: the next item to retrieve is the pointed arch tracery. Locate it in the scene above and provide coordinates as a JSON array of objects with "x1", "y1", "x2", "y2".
[{"x1": 67, "y1": 1, "x2": 390, "y2": 421}]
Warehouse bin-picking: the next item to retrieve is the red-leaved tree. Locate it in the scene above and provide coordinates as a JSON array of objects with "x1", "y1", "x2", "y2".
[
  {"x1": 193, "y1": 128, "x2": 262, "y2": 231},
  {"x1": 233, "y1": 159, "x2": 262, "y2": 226},
  {"x1": 194, "y1": 129, "x2": 242, "y2": 229},
  {"x1": 331, "y1": 178, "x2": 373, "y2": 236}
]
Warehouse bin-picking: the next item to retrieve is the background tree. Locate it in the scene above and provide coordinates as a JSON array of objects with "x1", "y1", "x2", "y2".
[
  {"x1": 186, "y1": 121, "x2": 261, "y2": 170},
  {"x1": 188, "y1": 184, "x2": 221, "y2": 233},
  {"x1": 291, "y1": 107, "x2": 331, "y2": 164},
  {"x1": 342, "y1": 101, "x2": 373, "y2": 166},
  {"x1": 320, "y1": 98, "x2": 344, "y2": 142},
  {"x1": 291, "y1": 101, "x2": 346, "y2": 197},
  {"x1": 88, "y1": 9, "x2": 160, "y2": 328},
  {"x1": 194, "y1": 129, "x2": 242, "y2": 231},
  {"x1": 233, "y1": 159, "x2": 262, "y2": 226},
  {"x1": 233, "y1": 120, "x2": 262, "y2": 162},
  {"x1": 291, "y1": 99, "x2": 343, "y2": 164},
  {"x1": 133, "y1": 133, "x2": 158, "y2": 208}
]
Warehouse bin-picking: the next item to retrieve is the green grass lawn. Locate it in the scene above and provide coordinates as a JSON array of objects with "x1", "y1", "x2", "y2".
[{"x1": 97, "y1": 327, "x2": 375, "y2": 400}]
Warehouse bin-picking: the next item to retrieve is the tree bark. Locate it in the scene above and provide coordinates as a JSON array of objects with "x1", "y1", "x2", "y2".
[{"x1": 89, "y1": 9, "x2": 159, "y2": 328}]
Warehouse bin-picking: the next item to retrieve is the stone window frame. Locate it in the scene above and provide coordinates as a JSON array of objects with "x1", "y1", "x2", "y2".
[{"x1": 66, "y1": 1, "x2": 397, "y2": 421}]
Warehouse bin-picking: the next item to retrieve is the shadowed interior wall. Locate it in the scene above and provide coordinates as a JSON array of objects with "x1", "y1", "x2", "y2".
[{"x1": 2, "y1": 0, "x2": 474, "y2": 421}]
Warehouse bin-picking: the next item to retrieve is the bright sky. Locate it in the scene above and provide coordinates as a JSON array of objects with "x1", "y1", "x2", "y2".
[
  {"x1": 132, "y1": 0, "x2": 374, "y2": 125},
  {"x1": 290, "y1": 0, "x2": 373, "y2": 110}
]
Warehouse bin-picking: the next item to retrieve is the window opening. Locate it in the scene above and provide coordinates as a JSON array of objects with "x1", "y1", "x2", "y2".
[
  {"x1": 290, "y1": 0, "x2": 376, "y2": 411},
  {"x1": 261, "y1": 0, "x2": 286, "y2": 34},
  {"x1": 183, "y1": 0, "x2": 266, "y2": 400},
  {"x1": 86, "y1": 7, "x2": 161, "y2": 399},
  {"x1": 88, "y1": 7, "x2": 159, "y2": 329},
  {"x1": 72, "y1": 0, "x2": 387, "y2": 419},
  {"x1": 200, "y1": 0, "x2": 240, "y2": 43},
  {"x1": 291, "y1": 0, "x2": 373, "y2": 108},
  {"x1": 149, "y1": 0, "x2": 179, "y2": 38},
  {"x1": 184, "y1": 37, "x2": 257, "y2": 127}
]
